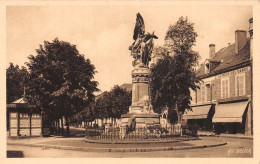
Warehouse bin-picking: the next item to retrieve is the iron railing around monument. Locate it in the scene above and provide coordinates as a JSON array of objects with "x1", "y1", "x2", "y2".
[{"x1": 85, "y1": 125, "x2": 197, "y2": 141}]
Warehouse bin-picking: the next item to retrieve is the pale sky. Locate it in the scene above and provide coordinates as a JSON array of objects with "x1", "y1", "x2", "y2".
[{"x1": 6, "y1": 5, "x2": 252, "y2": 92}]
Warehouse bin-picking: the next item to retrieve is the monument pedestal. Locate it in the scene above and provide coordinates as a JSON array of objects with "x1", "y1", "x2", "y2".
[{"x1": 120, "y1": 65, "x2": 161, "y2": 128}]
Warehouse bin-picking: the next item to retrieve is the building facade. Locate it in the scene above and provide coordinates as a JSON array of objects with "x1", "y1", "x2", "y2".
[{"x1": 183, "y1": 18, "x2": 253, "y2": 136}]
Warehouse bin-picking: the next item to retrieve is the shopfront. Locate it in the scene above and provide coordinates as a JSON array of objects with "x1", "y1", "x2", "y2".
[
  {"x1": 212, "y1": 100, "x2": 249, "y2": 134},
  {"x1": 183, "y1": 104, "x2": 215, "y2": 131}
]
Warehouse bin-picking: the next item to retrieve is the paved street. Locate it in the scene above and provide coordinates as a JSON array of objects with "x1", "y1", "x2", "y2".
[{"x1": 7, "y1": 136, "x2": 253, "y2": 158}]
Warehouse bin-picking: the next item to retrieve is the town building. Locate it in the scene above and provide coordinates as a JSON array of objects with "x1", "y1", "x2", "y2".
[{"x1": 183, "y1": 18, "x2": 253, "y2": 136}]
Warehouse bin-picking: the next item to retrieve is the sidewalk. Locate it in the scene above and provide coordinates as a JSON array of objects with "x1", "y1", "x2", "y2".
[
  {"x1": 7, "y1": 136, "x2": 227, "y2": 152},
  {"x1": 197, "y1": 131, "x2": 253, "y2": 139},
  {"x1": 215, "y1": 133, "x2": 253, "y2": 139}
]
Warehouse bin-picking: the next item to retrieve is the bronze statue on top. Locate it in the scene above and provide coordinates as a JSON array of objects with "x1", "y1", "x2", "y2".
[{"x1": 129, "y1": 13, "x2": 158, "y2": 67}]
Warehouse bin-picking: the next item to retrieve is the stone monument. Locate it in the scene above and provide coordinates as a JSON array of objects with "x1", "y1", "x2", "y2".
[{"x1": 120, "y1": 13, "x2": 160, "y2": 129}]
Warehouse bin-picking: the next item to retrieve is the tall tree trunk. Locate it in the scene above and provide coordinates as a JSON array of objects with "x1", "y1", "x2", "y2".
[
  {"x1": 55, "y1": 119, "x2": 58, "y2": 133},
  {"x1": 65, "y1": 115, "x2": 70, "y2": 136},
  {"x1": 175, "y1": 103, "x2": 180, "y2": 123},
  {"x1": 61, "y1": 116, "x2": 64, "y2": 136},
  {"x1": 57, "y1": 118, "x2": 60, "y2": 133},
  {"x1": 113, "y1": 118, "x2": 116, "y2": 127},
  {"x1": 101, "y1": 119, "x2": 103, "y2": 128}
]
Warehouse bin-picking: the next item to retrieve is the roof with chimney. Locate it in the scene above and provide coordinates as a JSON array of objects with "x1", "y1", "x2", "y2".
[{"x1": 196, "y1": 39, "x2": 251, "y2": 78}]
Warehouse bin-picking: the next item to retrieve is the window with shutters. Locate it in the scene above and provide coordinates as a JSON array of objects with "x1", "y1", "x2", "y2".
[
  {"x1": 235, "y1": 73, "x2": 245, "y2": 96},
  {"x1": 205, "y1": 84, "x2": 211, "y2": 101},
  {"x1": 221, "y1": 77, "x2": 229, "y2": 99},
  {"x1": 201, "y1": 85, "x2": 205, "y2": 102}
]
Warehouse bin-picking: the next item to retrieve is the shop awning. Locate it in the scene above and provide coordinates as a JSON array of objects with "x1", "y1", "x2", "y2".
[
  {"x1": 212, "y1": 101, "x2": 248, "y2": 123},
  {"x1": 183, "y1": 105, "x2": 212, "y2": 119}
]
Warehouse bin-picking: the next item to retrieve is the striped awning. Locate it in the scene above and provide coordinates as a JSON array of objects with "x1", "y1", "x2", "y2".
[
  {"x1": 183, "y1": 105, "x2": 212, "y2": 119},
  {"x1": 212, "y1": 101, "x2": 248, "y2": 123}
]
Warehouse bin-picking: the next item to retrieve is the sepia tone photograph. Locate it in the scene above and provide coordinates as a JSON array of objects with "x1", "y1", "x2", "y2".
[{"x1": 2, "y1": 1, "x2": 259, "y2": 161}]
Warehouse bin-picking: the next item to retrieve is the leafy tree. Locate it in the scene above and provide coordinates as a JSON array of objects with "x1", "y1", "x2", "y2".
[
  {"x1": 82, "y1": 104, "x2": 96, "y2": 122},
  {"x1": 70, "y1": 103, "x2": 95, "y2": 126},
  {"x1": 110, "y1": 85, "x2": 131, "y2": 119},
  {"x1": 151, "y1": 16, "x2": 200, "y2": 123},
  {"x1": 26, "y1": 38, "x2": 99, "y2": 135},
  {"x1": 6, "y1": 63, "x2": 29, "y2": 103},
  {"x1": 94, "y1": 91, "x2": 111, "y2": 120},
  {"x1": 165, "y1": 16, "x2": 198, "y2": 53},
  {"x1": 93, "y1": 85, "x2": 131, "y2": 125}
]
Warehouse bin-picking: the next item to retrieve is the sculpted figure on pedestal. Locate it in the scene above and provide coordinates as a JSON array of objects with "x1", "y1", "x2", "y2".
[
  {"x1": 129, "y1": 13, "x2": 158, "y2": 67},
  {"x1": 143, "y1": 100, "x2": 154, "y2": 114},
  {"x1": 119, "y1": 13, "x2": 160, "y2": 130}
]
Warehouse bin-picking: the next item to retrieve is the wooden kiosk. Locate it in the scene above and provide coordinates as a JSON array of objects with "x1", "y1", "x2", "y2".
[{"x1": 7, "y1": 97, "x2": 42, "y2": 137}]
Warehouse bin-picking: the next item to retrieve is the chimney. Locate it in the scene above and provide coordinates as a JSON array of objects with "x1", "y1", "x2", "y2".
[
  {"x1": 235, "y1": 30, "x2": 247, "y2": 54},
  {"x1": 209, "y1": 44, "x2": 215, "y2": 58},
  {"x1": 249, "y1": 18, "x2": 253, "y2": 59},
  {"x1": 249, "y1": 18, "x2": 253, "y2": 37}
]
